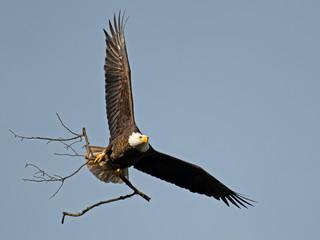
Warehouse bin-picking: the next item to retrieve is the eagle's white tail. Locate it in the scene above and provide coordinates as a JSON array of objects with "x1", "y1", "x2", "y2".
[{"x1": 85, "y1": 146, "x2": 128, "y2": 184}]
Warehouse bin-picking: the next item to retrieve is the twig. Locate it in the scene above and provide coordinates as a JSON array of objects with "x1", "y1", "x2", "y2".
[
  {"x1": 10, "y1": 114, "x2": 84, "y2": 156},
  {"x1": 24, "y1": 163, "x2": 87, "y2": 198},
  {"x1": 55, "y1": 113, "x2": 78, "y2": 136},
  {"x1": 9, "y1": 113, "x2": 83, "y2": 144},
  {"x1": 83, "y1": 127, "x2": 92, "y2": 157},
  {"x1": 54, "y1": 153, "x2": 85, "y2": 157},
  {"x1": 9, "y1": 129, "x2": 81, "y2": 143},
  {"x1": 61, "y1": 192, "x2": 136, "y2": 224},
  {"x1": 60, "y1": 160, "x2": 150, "y2": 223},
  {"x1": 59, "y1": 140, "x2": 82, "y2": 156}
]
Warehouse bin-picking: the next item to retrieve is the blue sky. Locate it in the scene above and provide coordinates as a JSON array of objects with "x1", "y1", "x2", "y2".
[{"x1": 1, "y1": 0, "x2": 320, "y2": 239}]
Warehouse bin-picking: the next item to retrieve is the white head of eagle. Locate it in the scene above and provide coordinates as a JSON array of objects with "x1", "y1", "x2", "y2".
[{"x1": 128, "y1": 132, "x2": 150, "y2": 152}]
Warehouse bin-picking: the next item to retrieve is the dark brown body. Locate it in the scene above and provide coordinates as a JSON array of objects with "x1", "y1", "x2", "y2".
[{"x1": 104, "y1": 124, "x2": 144, "y2": 169}]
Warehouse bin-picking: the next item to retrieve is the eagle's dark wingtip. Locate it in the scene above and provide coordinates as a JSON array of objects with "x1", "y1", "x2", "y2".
[
  {"x1": 231, "y1": 193, "x2": 255, "y2": 208},
  {"x1": 221, "y1": 196, "x2": 230, "y2": 207}
]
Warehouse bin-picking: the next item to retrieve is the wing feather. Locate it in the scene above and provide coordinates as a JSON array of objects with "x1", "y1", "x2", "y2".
[
  {"x1": 134, "y1": 148, "x2": 254, "y2": 208},
  {"x1": 104, "y1": 11, "x2": 135, "y2": 141}
]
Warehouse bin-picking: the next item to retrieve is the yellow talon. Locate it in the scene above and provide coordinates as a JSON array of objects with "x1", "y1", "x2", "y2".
[
  {"x1": 113, "y1": 168, "x2": 121, "y2": 177},
  {"x1": 94, "y1": 152, "x2": 106, "y2": 163}
]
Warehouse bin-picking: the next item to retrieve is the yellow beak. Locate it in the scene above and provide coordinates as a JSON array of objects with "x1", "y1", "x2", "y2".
[{"x1": 140, "y1": 135, "x2": 149, "y2": 143}]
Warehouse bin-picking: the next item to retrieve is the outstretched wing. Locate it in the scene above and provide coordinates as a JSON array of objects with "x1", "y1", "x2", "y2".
[
  {"x1": 134, "y1": 148, "x2": 253, "y2": 208},
  {"x1": 104, "y1": 12, "x2": 135, "y2": 141}
]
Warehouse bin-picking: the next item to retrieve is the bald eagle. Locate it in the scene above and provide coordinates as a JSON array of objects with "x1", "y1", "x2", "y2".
[{"x1": 86, "y1": 12, "x2": 253, "y2": 208}]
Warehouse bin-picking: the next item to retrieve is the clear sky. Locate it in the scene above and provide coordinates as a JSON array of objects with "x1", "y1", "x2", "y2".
[{"x1": 1, "y1": 0, "x2": 320, "y2": 239}]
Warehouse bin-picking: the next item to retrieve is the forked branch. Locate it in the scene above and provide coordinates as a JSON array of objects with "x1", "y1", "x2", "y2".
[
  {"x1": 10, "y1": 113, "x2": 83, "y2": 143},
  {"x1": 61, "y1": 192, "x2": 136, "y2": 224},
  {"x1": 24, "y1": 163, "x2": 87, "y2": 199},
  {"x1": 11, "y1": 113, "x2": 151, "y2": 224}
]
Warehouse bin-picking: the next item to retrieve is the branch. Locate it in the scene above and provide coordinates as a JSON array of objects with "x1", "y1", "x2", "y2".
[
  {"x1": 55, "y1": 113, "x2": 79, "y2": 136},
  {"x1": 12, "y1": 113, "x2": 152, "y2": 223},
  {"x1": 119, "y1": 174, "x2": 151, "y2": 201},
  {"x1": 11, "y1": 114, "x2": 86, "y2": 197},
  {"x1": 55, "y1": 139, "x2": 83, "y2": 156},
  {"x1": 10, "y1": 129, "x2": 82, "y2": 143},
  {"x1": 9, "y1": 113, "x2": 83, "y2": 144},
  {"x1": 60, "y1": 164, "x2": 150, "y2": 223},
  {"x1": 61, "y1": 192, "x2": 136, "y2": 224},
  {"x1": 10, "y1": 114, "x2": 85, "y2": 157},
  {"x1": 24, "y1": 163, "x2": 87, "y2": 198}
]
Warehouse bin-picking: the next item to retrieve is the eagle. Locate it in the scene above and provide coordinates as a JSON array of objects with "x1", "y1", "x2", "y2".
[{"x1": 86, "y1": 12, "x2": 253, "y2": 208}]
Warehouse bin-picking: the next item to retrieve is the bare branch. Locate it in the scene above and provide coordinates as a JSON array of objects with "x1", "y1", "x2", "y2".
[
  {"x1": 54, "y1": 153, "x2": 85, "y2": 157},
  {"x1": 12, "y1": 114, "x2": 152, "y2": 223},
  {"x1": 24, "y1": 163, "x2": 87, "y2": 198},
  {"x1": 55, "y1": 113, "x2": 79, "y2": 136},
  {"x1": 58, "y1": 140, "x2": 82, "y2": 156},
  {"x1": 119, "y1": 173, "x2": 151, "y2": 201},
  {"x1": 83, "y1": 127, "x2": 93, "y2": 157},
  {"x1": 10, "y1": 113, "x2": 83, "y2": 143},
  {"x1": 10, "y1": 114, "x2": 84, "y2": 156},
  {"x1": 61, "y1": 192, "x2": 136, "y2": 224},
  {"x1": 9, "y1": 129, "x2": 81, "y2": 143}
]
